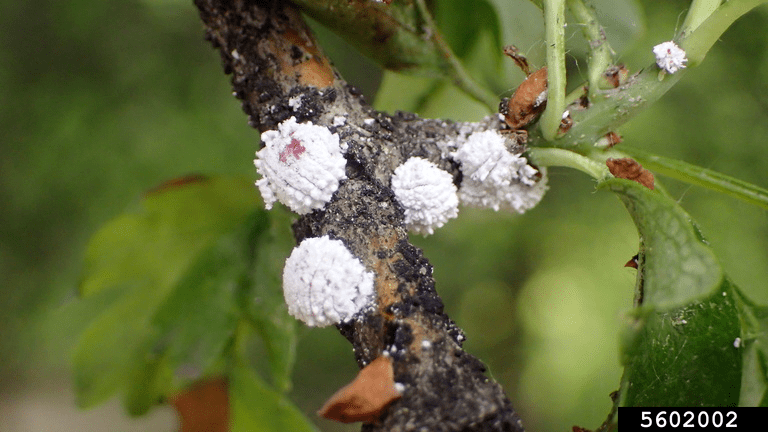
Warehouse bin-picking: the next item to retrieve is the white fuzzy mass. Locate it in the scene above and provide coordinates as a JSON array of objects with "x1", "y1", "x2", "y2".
[
  {"x1": 452, "y1": 130, "x2": 547, "y2": 213},
  {"x1": 282, "y1": 236, "x2": 375, "y2": 327},
  {"x1": 255, "y1": 117, "x2": 347, "y2": 215},
  {"x1": 391, "y1": 157, "x2": 459, "y2": 235},
  {"x1": 653, "y1": 41, "x2": 687, "y2": 74}
]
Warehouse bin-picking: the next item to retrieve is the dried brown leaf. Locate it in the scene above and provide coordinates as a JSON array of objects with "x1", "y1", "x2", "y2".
[
  {"x1": 171, "y1": 377, "x2": 229, "y2": 432},
  {"x1": 606, "y1": 157, "x2": 655, "y2": 190},
  {"x1": 625, "y1": 254, "x2": 640, "y2": 269},
  {"x1": 503, "y1": 45, "x2": 531, "y2": 76},
  {"x1": 318, "y1": 356, "x2": 402, "y2": 424}
]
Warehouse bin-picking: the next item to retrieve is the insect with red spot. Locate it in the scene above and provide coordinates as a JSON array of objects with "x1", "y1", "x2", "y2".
[{"x1": 279, "y1": 137, "x2": 306, "y2": 163}]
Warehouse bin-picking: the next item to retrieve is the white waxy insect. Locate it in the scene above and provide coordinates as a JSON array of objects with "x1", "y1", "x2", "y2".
[
  {"x1": 282, "y1": 235, "x2": 375, "y2": 327},
  {"x1": 452, "y1": 130, "x2": 547, "y2": 213},
  {"x1": 255, "y1": 117, "x2": 347, "y2": 215},
  {"x1": 391, "y1": 157, "x2": 459, "y2": 235},
  {"x1": 653, "y1": 41, "x2": 687, "y2": 74}
]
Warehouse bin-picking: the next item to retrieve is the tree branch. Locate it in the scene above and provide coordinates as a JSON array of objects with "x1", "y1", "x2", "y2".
[{"x1": 194, "y1": 0, "x2": 526, "y2": 430}]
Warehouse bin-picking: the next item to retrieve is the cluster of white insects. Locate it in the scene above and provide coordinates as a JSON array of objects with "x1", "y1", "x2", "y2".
[
  {"x1": 256, "y1": 41, "x2": 687, "y2": 328},
  {"x1": 255, "y1": 116, "x2": 546, "y2": 327}
]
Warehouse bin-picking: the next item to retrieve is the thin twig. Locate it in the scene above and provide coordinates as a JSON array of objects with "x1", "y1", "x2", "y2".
[
  {"x1": 193, "y1": 2, "x2": 528, "y2": 430},
  {"x1": 413, "y1": 0, "x2": 499, "y2": 112},
  {"x1": 567, "y1": 0, "x2": 614, "y2": 100}
]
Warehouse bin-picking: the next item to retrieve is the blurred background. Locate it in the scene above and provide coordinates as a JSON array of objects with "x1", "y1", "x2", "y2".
[{"x1": 2, "y1": 0, "x2": 767, "y2": 431}]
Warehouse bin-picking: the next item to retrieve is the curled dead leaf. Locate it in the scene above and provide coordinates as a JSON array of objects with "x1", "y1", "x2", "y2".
[
  {"x1": 503, "y1": 45, "x2": 531, "y2": 76},
  {"x1": 625, "y1": 254, "x2": 640, "y2": 269},
  {"x1": 503, "y1": 67, "x2": 548, "y2": 129},
  {"x1": 318, "y1": 356, "x2": 402, "y2": 424},
  {"x1": 606, "y1": 157, "x2": 655, "y2": 190},
  {"x1": 171, "y1": 377, "x2": 229, "y2": 432}
]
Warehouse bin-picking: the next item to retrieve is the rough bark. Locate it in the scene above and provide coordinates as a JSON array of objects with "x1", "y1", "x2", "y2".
[{"x1": 194, "y1": 1, "x2": 525, "y2": 430}]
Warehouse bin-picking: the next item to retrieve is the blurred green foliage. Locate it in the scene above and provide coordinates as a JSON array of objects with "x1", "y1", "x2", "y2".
[{"x1": 2, "y1": 0, "x2": 767, "y2": 431}]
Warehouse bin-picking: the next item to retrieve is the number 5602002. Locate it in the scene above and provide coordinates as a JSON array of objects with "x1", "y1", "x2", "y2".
[{"x1": 640, "y1": 410, "x2": 737, "y2": 428}]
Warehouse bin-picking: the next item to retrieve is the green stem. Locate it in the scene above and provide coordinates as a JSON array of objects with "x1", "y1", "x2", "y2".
[
  {"x1": 564, "y1": 83, "x2": 588, "y2": 106},
  {"x1": 567, "y1": 0, "x2": 614, "y2": 99},
  {"x1": 537, "y1": 0, "x2": 768, "y2": 150},
  {"x1": 414, "y1": 0, "x2": 498, "y2": 112},
  {"x1": 681, "y1": 0, "x2": 722, "y2": 36},
  {"x1": 552, "y1": 67, "x2": 684, "y2": 149},
  {"x1": 622, "y1": 147, "x2": 768, "y2": 210},
  {"x1": 682, "y1": 0, "x2": 768, "y2": 66},
  {"x1": 527, "y1": 147, "x2": 609, "y2": 180},
  {"x1": 541, "y1": 0, "x2": 567, "y2": 141}
]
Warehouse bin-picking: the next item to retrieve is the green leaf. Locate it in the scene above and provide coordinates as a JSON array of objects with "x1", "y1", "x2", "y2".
[
  {"x1": 604, "y1": 175, "x2": 768, "y2": 410},
  {"x1": 73, "y1": 281, "x2": 161, "y2": 409},
  {"x1": 622, "y1": 146, "x2": 768, "y2": 211},
  {"x1": 124, "y1": 350, "x2": 173, "y2": 416},
  {"x1": 587, "y1": 0, "x2": 645, "y2": 53},
  {"x1": 80, "y1": 176, "x2": 260, "y2": 297},
  {"x1": 435, "y1": 0, "x2": 503, "y2": 61},
  {"x1": 374, "y1": 71, "x2": 442, "y2": 114},
  {"x1": 72, "y1": 175, "x2": 303, "y2": 418},
  {"x1": 153, "y1": 211, "x2": 267, "y2": 370},
  {"x1": 230, "y1": 361, "x2": 319, "y2": 432},
  {"x1": 291, "y1": 0, "x2": 445, "y2": 72},
  {"x1": 601, "y1": 178, "x2": 722, "y2": 310},
  {"x1": 733, "y1": 290, "x2": 768, "y2": 406},
  {"x1": 124, "y1": 213, "x2": 267, "y2": 415},
  {"x1": 245, "y1": 208, "x2": 298, "y2": 394},
  {"x1": 619, "y1": 278, "x2": 743, "y2": 406},
  {"x1": 295, "y1": 0, "x2": 499, "y2": 109},
  {"x1": 73, "y1": 176, "x2": 268, "y2": 411}
]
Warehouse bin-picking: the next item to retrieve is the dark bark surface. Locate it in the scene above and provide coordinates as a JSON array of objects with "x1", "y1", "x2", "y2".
[{"x1": 194, "y1": 1, "x2": 525, "y2": 430}]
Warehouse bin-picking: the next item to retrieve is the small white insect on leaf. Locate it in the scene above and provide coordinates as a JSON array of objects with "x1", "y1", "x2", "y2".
[
  {"x1": 653, "y1": 41, "x2": 687, "y2": 74},
  {"x1": 390, "y1": 157, "x2": 459, "y2": 236},
  {"x1": 282, "y1": 235, "x2": 375, "y2": 327},
  {"x1": 452, "y1": 130, "x2": 547, "y2": 213},
  {"x1": 254, "y1": 117, "x2": 347, "y2": 215}
]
